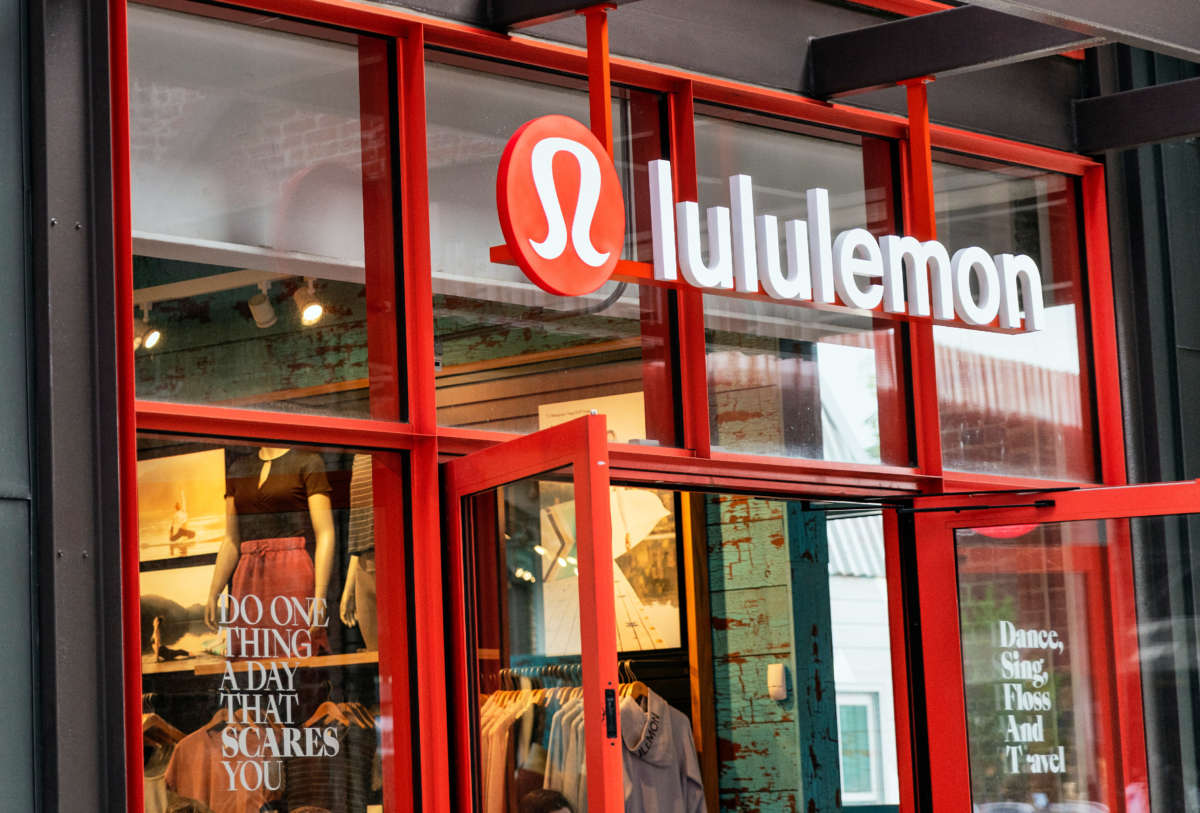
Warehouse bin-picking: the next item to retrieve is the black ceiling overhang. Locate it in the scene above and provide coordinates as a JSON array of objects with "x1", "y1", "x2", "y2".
[
  {"x1": 968, "y1": 0, "x2": 1200, "y2": 66},
  {"x1": 804, "y1": 5, "x2": 1098, "y2": 99},
  {"x1": 1074, "y1": 77, "x2": 1200, "y2": 154},
  {"x1": 489, "y1": 0, "x2": 642, "y2": 30}
]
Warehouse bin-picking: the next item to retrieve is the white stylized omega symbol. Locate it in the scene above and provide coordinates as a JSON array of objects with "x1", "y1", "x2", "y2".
[{"x1": 527, "y1": 137, "x2": 611, "y2": 268}]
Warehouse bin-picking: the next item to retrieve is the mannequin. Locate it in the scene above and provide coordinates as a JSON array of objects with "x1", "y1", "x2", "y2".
[
  {"x1": 339, "y1": 453, "x2": 378, "y2": 649},
  {"x1": 204, "y1": 446, "x2": 335, "y2": 652}
]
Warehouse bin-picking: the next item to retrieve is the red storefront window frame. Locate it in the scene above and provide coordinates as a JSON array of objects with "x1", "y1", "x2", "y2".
[
  {"x1": 108, "y1": 0, "x2": 1130, "y2": 811},
  {"x1": 906, "y1": 481, "x2": 1200, "y2": 810}
]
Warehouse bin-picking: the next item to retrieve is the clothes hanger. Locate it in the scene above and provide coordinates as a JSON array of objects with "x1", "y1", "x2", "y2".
[
  {"x1": 337, "y1": 701, "x2": 374, "y2": 728},
  {"x1": 627, "y1": 673, "x2": 649, "y2": 706},
  {"x1": 305, "y1": 700, "x2": 351, "y2": 728},
  {"x1": 142, "y1": 713, "x2": 184, "y2": 746}
]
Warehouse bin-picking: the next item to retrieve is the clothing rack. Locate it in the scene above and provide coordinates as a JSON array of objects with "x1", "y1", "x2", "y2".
[{"x1": 480, "y1": 658, "x2": 701, "y2": 813}]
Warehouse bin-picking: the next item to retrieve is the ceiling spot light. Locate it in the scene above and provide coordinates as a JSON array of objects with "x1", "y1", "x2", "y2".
[
  {"x1": 134, "y1": 304, "x2": 162, "y2": 351},
  {"x1": 249, "y1": 281, "x2": 277, "y2": 328},
  {"x1": 294, "y1": 278, "x2": 323, "y2": 326}
]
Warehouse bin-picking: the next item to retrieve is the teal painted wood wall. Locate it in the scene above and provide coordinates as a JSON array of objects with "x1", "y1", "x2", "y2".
[{"x1": 707, "y1": 495, "x2": 841, "y2": 812}]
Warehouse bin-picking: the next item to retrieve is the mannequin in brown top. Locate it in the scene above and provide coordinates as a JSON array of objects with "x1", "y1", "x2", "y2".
[{"x1": 203, "y1": 446, "x2": 336, "y2": 647}]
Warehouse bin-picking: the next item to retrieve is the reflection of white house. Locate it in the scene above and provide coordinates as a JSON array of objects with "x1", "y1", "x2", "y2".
[{"x1": 827, "y1": 513, "x2": 901, "y2": 807}]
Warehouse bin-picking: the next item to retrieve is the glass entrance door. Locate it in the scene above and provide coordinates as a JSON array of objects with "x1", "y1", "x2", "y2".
[
  {"x1": 442, "y1": 414, "x2": 622, "y2": 813},
  {"x1": 908, "y1": 481, "x2": 1200, "y2": 812}
]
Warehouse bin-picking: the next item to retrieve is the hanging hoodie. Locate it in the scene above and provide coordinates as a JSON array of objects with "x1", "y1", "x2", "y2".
[{"x1": 620, "y1": 690, "x2": 705, "y2": 813}]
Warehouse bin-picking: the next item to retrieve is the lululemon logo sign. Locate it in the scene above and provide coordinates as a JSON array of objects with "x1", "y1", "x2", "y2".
[{"x1": 497, "y1": 115, "x2": 625, "y2": 296}]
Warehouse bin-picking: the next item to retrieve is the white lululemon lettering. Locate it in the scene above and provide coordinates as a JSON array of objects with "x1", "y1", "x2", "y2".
[
  {"x1": 807, "y1": 188, "x2": 836, "y2": 304},
  {"x1": 951, "y1": 246, "x2": 1001, "y2": 326},
  {"x1": 996, "y1": 253, "x2": 1045, "y2": 331},
  {"x1": 648, "y1": 159, "x2": 677, "y2": 281},
  {"x1": 729, "y1": 174, "x2": 758, "y2": 292},
  {"x1": 676, "y1": 200, "x2": 734, "y2": 289},
  {"x1": 641, "y1": 161, "x2": 1044, "y2": 331},
  {"x1": 832, "y1": 227, "x2": 884, "y2": 310}
]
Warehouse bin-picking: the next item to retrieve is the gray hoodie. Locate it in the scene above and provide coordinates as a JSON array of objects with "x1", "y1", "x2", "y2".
[{"x1": 620, "y1": 690, "x2": 705, "y2": 813}]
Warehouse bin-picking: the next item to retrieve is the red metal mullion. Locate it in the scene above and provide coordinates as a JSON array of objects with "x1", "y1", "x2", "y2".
[
  {"x1": 669, "y1": 81, "x2": 713, "y2": 458},
  {"x1": 882, "y1": 509, "x2": 918, "y2": 813},
  {"x1": 438, "y1": 442, "x2": 473, "y2": 813},
  {"x1": 134, "y1": 401, "x2": 423, "y2": 448},
  {"x1": 574, "y1": 415, "x2": 622, "y2": 813},
  {"x1": 111, "y1": 2, "x2": 144, "y2": 810},
  {"x1": 1040, "y1": 172, "x2": 1096, "y2": 484},
  {"x1": 913, "y1": 509, "x2": 974, "y2": 810},
  {"x1": 629, "y1": 88, "x2": 678, "y2": 447},
  {"x1": 913, "y1": 478, "x2": 1200, "y2": 520},
  {"x1": 359, "y1": 36, "x2": 402, "y2": 422},
  {"x1": 1082, "y1": 166, "x2": 1127, "y2": 486},
  {"x1": 863, "y1": 136, "x2": 912, "y2": 468},
  {"x1": 583, "y1": 5, "x2": 615, "y2": 156},
  {"x1": 1106, "y1": 518, "x2": 1149, "y2": 800},
  {"x1": 399, "y1": 27, "x2": 437, "y2": 435},
  {"x1": 395, "y1": 25, "x2": 456, "y2": 813},
  {"x1": 930, "y1": 125, "x2": 1096, "y2": 176},
  {"x1": 371, "y1": 452, "x2": 414, "y2": 812},
  {"x1": 902, "y1": 79, "x2": 945, "y2": 486},
  {"x1": 205, "y1": 0, "x2": 410, "y2": 36}
]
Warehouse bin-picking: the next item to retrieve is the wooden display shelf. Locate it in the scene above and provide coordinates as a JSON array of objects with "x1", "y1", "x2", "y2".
[{"x1": 141, "y1": 650, "x2": 379, "y2": 676}]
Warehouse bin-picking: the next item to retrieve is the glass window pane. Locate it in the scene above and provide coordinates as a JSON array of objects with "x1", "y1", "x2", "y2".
[
  {"x1": 837, "y1": 701, "x2": 874, "y2": 794},
  {"x1": 1130, "y1": 514, "x2": 1200, "y2": 813},
  {"x1": 137, "y1": 435, "x2": 400, "y2": 810},
  {"x1": 956, "y1": 521, "x2": 1118, "y2": 810},
  {"x1": 933, "y1": 158, "x2": 1093, "y2": 481},
  {"x1": 695, "y1": 115, "x2": 906, "y2": 464},
  {"x1": 427, "y1": 62, "x2": 673, "y2": 443},
  {"x1": 465, "y1": 474, "x2": 686, "y2": 812},
  {"x1": 467, "y1": 472, "x2": 589, "y2": 812},
  {"x1": 706, "y1": 495, "x2": 900, "y2": 808},
  {"x1": 130, "y1": 6, "x2": 400, "y2": 418},
  {"x1": 829, "y1": 514, "x2": 899, "y2": 806}
]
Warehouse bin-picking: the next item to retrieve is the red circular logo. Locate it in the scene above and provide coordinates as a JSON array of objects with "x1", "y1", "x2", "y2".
[{"x1": 497, "y1": 115, "x2": 625, "y2": 297}]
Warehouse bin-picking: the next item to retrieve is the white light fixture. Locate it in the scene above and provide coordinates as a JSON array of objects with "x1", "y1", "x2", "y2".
[
  {"x1": 294, "y1": 277, "x2": 323, "y2": 326},
  {"x1": 248, "y1": 281, "x2": 277, "y2": 328},
  {"x1": 134, "y1": 304, "x2": 162, "y2": 351}
]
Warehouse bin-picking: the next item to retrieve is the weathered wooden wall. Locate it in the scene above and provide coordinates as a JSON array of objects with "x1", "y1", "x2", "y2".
[{"x1": 707, "y1": 494, "x2": 843, "y2": 812}]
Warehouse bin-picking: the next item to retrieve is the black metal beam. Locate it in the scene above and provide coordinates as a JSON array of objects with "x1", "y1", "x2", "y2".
[
  {"x1": 1074, "y1": 77, "x2": 1200, "y2": 153},
  {"x1": 970, "y1": 0, "x2": 1200, "y2": 64},
  {"x1": 490, "y1": 0, "x2": 642, "y2": 30},
  {"x1": 805, "y1": 5, "x2": 1096, "y2": 99}
]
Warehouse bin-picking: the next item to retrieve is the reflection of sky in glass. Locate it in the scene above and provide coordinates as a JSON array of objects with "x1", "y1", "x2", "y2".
[
  {"x1": 818, "y1": 343, "x2": 879, "y2": 464},
  {"x1": 934, "y1": 306, "x2": 1080, "y2": 372}
]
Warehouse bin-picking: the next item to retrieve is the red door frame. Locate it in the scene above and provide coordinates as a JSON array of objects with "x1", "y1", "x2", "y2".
[
  {"x1": 442, "y1": 414, "x2": 621, "y2": 813},
  {"x1": 909, "y1": 481, "x2": 1200, "y2": 810}
]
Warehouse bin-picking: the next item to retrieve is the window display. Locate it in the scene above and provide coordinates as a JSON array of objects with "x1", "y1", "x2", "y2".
[
  {"x1": 933, "y1": 156, "x2": 1094, "y2": 481},
  {"x1": 426, "y1": 61, "x2": 674, "y2": 443},
  {"x1": 128, "y1": 5, "x2": 400, "y2": 418},
  {"x1": 138, "y1": 436, "x2": 398, "y2": 812},
  {"x1": 956, "y1": 520, "x2": 1118, "y2": 810},
  {"x1": 694, "y1": 113, "x2": 907, "y2": 465}
]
